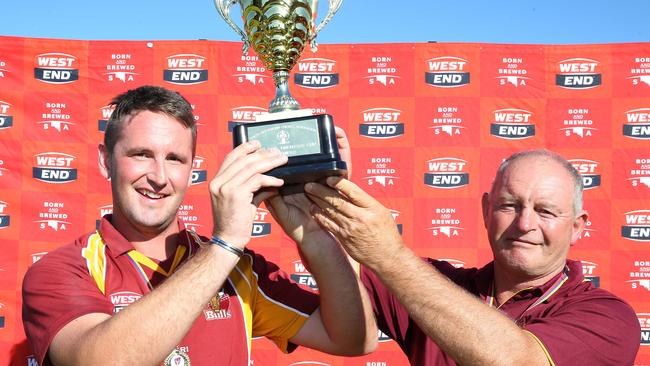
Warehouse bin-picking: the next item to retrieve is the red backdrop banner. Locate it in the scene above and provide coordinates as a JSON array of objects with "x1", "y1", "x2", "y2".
[{"x1": 0, "y1": 36, "x2": 649, "y2": 365}]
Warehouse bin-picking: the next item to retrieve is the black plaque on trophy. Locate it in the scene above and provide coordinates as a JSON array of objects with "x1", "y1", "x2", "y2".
[{"x1": 232, "y1": 114, "x2": 347, "y2": 194}]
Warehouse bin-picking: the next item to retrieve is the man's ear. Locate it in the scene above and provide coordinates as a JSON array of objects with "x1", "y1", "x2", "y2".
[
  {"x1": 570, "y1": 210, "x2": 589, "y2": 246},
  {"x1": 481, "y1": 192, "x2": 490, "y2": 229},
  {"x1": 98, "y1": 144, "x2": 111, "y2": 180}
]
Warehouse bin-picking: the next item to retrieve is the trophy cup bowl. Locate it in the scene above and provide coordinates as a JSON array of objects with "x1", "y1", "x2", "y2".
[{"x1": 215, "y1": 0, "x2": 346, "y2": 193}]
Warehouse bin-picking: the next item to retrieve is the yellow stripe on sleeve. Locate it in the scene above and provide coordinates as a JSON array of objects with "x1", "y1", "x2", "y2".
[
  {"x1": 523, "y1": 329, "x2": 556, "y2": 366},
  {"x1": 81, "y1": 231, "x2": 107, "y2": 295}
]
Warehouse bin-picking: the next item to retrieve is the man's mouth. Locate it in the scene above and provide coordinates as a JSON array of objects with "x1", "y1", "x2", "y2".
[{"x1": 138, "y1": 189, "x2": 165, "y2": 199}]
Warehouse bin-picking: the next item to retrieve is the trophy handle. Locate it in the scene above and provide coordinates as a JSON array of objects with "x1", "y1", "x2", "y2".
[
  {"x1": 310, "y1": 0, "x2": 343, "y2": 53},
  {"x1": 214, "y1": 0, "x2": 251, "y2": 55}
]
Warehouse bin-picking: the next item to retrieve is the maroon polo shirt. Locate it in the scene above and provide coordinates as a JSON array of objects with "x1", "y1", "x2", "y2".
[{"x1": 361, "y1": 259, "x2": 640, "y2": 365}]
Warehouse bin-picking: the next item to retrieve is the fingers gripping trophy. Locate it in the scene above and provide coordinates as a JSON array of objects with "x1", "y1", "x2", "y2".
[{"x1": 215, "y1": 0, "x2": 346, "y2": 193}]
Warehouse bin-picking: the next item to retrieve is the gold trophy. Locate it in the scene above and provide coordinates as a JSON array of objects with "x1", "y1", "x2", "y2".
[{"x1": 215, "y1": 0, "x2": 346, "y2": 193}]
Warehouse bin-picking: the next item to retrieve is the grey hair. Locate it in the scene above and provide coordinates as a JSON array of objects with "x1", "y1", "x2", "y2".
[{"x1": 491, "y1": 149, "x2": 584, "y2": 215}]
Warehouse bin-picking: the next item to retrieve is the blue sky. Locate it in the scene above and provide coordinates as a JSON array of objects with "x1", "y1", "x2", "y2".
[{"x1": 2, "y1": 0, "x2": 649, "y2": 45}]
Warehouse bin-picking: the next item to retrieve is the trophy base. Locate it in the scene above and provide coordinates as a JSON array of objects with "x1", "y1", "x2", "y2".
[
  {"x1": 273, "y1": 160, "x2": 347, "y2": 195},
  {"x1": 232, "y1": 113, "x2": 347, "y2": 195}
]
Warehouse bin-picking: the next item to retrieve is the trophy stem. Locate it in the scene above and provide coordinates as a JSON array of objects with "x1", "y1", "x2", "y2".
[{"x1": 269, "y1": 70, "x2": 300, "y2": 113}]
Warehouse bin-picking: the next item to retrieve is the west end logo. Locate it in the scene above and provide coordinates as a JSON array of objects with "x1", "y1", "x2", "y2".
[
  {"x1": 359, "y1": 108, "x2": 405, "y2": 139},
  {"x1": 295, "y1": 57, "x2": 339, "y2": 88},
  {"x1": 33, "y1": 152, "x2": 77, "y2": 183},
  {"x1": 0, "y1": 200, "x2": 10, "y2": 229},
  {"x1": 425, "y1": 56, "x2": 470, "y2": 87},
  {"x1": 581, "y1": 260, "x2": 600, "y2": 288},
  {"x1": 96, "y1": 204, "x2": 113, "y2": 229},
  {"x1": 110, "y1": 291, "x2": 142, "y2": 314},
  {"x1": 252, "y1": 208, "x2": 271, "y2": 237},
  {"x1": 0, "y1": 100, "x2": 13, "y2": 129},
  {"x1": 98, "y1": 105, "x2": 115, "y2": 133},
  {"x1": 34, "y1": 52, "x2": 79, "y2": 84},
  {"x1": 228, "y1": 106, "x2": 267, "y2": 132},
  {"x1": 191, "y1": 156, "x2": 207, "y2": 185},
  {"x1": 639, "y1": 313, "x2": 650, "y2": 345},
  {"x1": 290, "y1": 260, "x2": 317, "y2": 290},
  {"x1": 622, "y1": 108, "x2": 650, "y2": 139},
  {"x1": 569, "y1": 159, "x2": 601, "y2": 190},
  {"x1": 621, "y1": 210, "x2": 650, "y2": 242},
  {"x1": 424, "y1": 157, "x2": 469, "y2": 188},
  {"x1": 164, "y1": 54, "x2": 208, "y2": 85},
  {"x1": 490, "y1": 108, "x2": 535, "y2": 139},
  {"x1": 555, "y1": 58, "x2": 601, "y2": 89}
]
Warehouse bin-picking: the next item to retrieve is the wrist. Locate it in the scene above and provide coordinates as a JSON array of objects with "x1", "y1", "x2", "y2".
[{"x1": 205, "y1": 234, "x2": 245, "y2": 258}]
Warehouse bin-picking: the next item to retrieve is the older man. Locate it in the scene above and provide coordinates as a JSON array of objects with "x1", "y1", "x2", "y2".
[{"x1": 304, "y1": 149, "x2": 640, "y2": 365}]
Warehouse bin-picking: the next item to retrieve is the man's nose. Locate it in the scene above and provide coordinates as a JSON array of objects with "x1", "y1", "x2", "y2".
[
  {"x1": 147, "y1": 159, "x2": 167, "y2": 186},
  {"x1": 515, "y1": 207, "x2": 536, "y2": 232}
]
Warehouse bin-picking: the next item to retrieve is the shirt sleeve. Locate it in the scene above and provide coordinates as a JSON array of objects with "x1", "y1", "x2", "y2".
[
  {"x1": 247, "y1": 250, "x2": 320, "y2": 353},
  {"x1": 523, "y1": 290, "x2": 641, "y2": 366},
  {"x1": 360, "y1": 265, "x2": 411, "y2": 346},
  {"x1": 22, "y1": 245, "x2": 114, "y2": 366}
]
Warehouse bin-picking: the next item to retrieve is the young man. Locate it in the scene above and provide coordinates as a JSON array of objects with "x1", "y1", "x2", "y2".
[
  {"x1": 22, "y1": 85, "x2": 376, "y2": 365},
  {"x1": 304, "y1": 150, "x2": 640, "y2": 365}
]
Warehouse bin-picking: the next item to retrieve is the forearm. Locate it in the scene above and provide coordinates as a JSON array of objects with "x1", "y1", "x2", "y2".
[
  {"x1": 53, "y1": 245, "x2": 239, "y2": 365},
  {"x1": 300, "y1": 235, "x2": 377, "y2": 355},
  {"x1": 369, "y1": 246, "x2": 547, "y2": 366}
]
